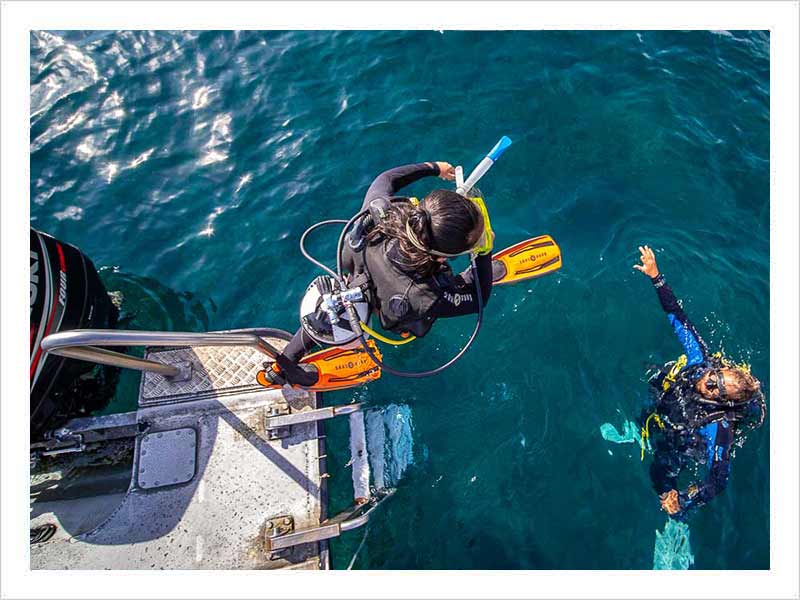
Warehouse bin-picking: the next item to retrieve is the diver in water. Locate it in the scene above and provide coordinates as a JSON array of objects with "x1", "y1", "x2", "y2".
[
  {"x1": 263, "y1": 160, "x2": 493, "y2": 387},
  {"x1": 633, "y1": 245, "x2": 766, "y2": 520}
]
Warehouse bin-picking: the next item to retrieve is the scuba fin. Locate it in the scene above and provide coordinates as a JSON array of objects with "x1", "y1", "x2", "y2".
[
  {"x1": 256, "y1": 339, "x2": 383, "y2": 392},
  {"x1": 491, "y1": 235, "x2": 562, "y2": 285}
]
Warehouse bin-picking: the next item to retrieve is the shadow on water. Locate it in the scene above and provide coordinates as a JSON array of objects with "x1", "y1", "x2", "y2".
[{"x1": 99, "y1": 268, "x2": 216, "y2": 333}]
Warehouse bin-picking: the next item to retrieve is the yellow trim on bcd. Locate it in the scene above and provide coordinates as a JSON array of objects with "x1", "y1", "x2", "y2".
[
  {"x1": 640, "y1": 412, "x2": 665, "y2": 461},
  {"x1": 662, "y1": 354, "x2": 688, "y2": 391}
]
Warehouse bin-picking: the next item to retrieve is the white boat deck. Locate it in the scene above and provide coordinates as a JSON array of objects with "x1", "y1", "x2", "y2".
[{"x1": 31, "y1": 335, "x2": 329, "y2": 570}]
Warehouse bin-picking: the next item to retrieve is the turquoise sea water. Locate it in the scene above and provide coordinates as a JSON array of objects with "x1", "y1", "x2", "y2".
[{"x1": 30, "y1": 30, "x2": 769, "y2": 569}]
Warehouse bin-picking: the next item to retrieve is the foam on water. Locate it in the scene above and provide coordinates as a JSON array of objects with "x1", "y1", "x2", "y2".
[
  {"x1": 365, "y1": 404, "x2": 414, "y2": 489},
  {"x1": 653, "y1": 519, "x2": 695, "y2": 570}
]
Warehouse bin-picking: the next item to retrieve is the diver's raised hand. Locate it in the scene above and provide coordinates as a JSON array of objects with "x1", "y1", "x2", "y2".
[
  {"x1": 434, "y1": 161, "x2": 455, "y2": 181},
  {"x1": 659, "y1": 489, "x2": 681, "y2": 515},
  {"x1": 633, "y1": 245, "x2": 659, "y2": 278}
]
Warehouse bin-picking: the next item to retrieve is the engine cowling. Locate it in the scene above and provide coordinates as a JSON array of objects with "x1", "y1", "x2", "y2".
[{"x1": 30, "y1": 228, "x2": 119, "y2": 440}]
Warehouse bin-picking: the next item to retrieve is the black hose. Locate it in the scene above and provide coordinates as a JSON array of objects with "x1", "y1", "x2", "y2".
[
  {"x1": 299, "y1": 219, "x2": 348, "y2": 283},
  {"x1": 345, "y1": 259, "x2": 483, "y2": 378}
]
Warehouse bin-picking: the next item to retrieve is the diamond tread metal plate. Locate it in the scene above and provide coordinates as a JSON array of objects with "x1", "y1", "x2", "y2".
[{"x1": 140, "y1": 339, "x2": 288, "y2": 405}]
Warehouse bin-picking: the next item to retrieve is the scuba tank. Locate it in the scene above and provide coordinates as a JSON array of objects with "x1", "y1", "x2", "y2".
[{"x1": 30, "y1": 228, "x2": 120, "y2": 441}]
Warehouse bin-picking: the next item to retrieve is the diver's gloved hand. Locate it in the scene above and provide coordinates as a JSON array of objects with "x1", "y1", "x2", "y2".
[
  {"x1": 303, "y1": 276, "x2": 341, "y2": 338},
  {"x1": 659, "y1": 489, "x2": 681, "y2": 516},
  {"x1": 306, "y1": 305, "x2": 333, "y2": 336}
]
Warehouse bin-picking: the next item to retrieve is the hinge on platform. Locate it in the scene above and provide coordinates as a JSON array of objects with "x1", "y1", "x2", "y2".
[
  {"x1": 39, "y1": 430, "x2": 85, "y2": 457},
  {"x1": 170, "y1": 360, "x2": 194, "y2": 382},
  {"x1": 265, "y1": 403, "x2": 291, "y2": 440},
  {"x1": 264, "y1": 515, "x2": 294, "y2": 560}
]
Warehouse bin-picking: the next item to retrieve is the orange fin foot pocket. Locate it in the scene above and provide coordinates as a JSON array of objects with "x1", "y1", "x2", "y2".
[
  {"x1": 255, "y1": 340, "x2": 383, "y2": 392},
  {"x1": 491, "y1": 235, "x2": 562, "y2": 285},
  {"x1": 301, "y1": 340, "x2": 382, "y2": 391}
]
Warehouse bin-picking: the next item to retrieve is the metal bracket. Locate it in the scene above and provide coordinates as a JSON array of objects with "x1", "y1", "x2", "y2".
[
  {"x1": 264, "y1": 403, "x2": 364, "y2": 442},
  {"x1": 170, "y1": 360, "x2": 194, "y2": 382},
  {"x1": 30, "y1": 412, "x2": 146, "y2": 461},
  {"x1": 264, "y1": 515, "x2": 294, "y2": 560},
  {"x1": 39, "y1": 431, "x2": 85, "y2": 457},
  {"x1": 263, "y1": 489, "x2": 396, "y2": 553},
  {"x1": 265, "y1": 404, "x2": 291, "y2": 440}
]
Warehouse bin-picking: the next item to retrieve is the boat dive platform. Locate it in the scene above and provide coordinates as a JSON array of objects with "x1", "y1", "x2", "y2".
[{"x1": 30, "y1": 328, "x2": 392, "y2": 570}]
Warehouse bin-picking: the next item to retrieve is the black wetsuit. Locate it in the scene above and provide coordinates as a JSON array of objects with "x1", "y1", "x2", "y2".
[
  {"x1": 275, "y1": 163, "x2": 492, "y2": 384},
  {"x1": 643, "y1": 273, "x2": 735, "y2": 520}
]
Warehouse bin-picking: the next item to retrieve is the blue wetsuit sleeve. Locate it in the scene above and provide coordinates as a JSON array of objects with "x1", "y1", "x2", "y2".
[
  {"x1": 651, "y1": 274, "x2": 708, "y2": 366},
  {"x1": 362, "y1": 163, "x2": 440, "y2": 210},
  {"x1": 675, "y1": 421, "x2": 733, "y2": 518},
  {"x1": 649, "y1": 445, "x2": 679, "y2": 496}
]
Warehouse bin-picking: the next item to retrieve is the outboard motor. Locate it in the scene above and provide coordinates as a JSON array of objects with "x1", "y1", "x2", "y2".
[{"x1": 30, "y1": 228, "x2": 119, "y2": 441}]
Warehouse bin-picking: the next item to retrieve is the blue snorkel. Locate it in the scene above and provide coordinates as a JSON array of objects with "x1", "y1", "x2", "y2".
[
  {"x1": 457, "y1": 135, "x2": 513, "y2": 196},
  {"x1": 457, "y1": 135, "x2": 512, "y2": 256}
]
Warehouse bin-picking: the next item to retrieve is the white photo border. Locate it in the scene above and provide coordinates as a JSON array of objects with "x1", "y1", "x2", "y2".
[{"x1": 2, "y1": 2, "x2": 797, "y2": 599}]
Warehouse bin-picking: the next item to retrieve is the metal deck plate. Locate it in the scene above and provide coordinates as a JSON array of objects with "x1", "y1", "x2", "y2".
[
  {"x1": 138, "y1": 428, "x2": 196, "y2": 489},
  {"x1": 140, "y1": 339, "x2": 288, "y2": 405}
]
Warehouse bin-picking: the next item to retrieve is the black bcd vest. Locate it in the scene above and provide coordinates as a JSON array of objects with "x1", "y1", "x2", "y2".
[{"x1": 341, "y1": 213, "x2": 454, "y2": 338}]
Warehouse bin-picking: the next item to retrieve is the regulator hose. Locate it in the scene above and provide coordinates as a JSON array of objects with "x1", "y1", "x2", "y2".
[{"x1": 299, "y1": 219, "x2": 348, "y2": 283}]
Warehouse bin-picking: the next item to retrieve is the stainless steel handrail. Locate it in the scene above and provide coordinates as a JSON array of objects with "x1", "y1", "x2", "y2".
[{"x1": 41, "y1": 329, "x2": 281, "y2": 379}]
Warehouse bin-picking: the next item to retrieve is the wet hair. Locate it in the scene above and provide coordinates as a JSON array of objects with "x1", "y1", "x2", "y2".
[
  {"x1": 721, "y1": 368, "x2": 761, "y2": 403},
  {"x1": 700, "y1": 367, "x2": 766, "y2": 433},
  {"x1": 367, "y1": 190, "x2": 483, "y2": 276}
]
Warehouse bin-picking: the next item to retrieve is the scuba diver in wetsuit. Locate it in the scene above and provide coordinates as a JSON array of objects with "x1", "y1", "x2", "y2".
[
  {"x1": 633, "y1": 245, "x2": 766, "y2": 520},
  {"x1": 263, "y1": 160, "x2": 493, "y2": 387}
]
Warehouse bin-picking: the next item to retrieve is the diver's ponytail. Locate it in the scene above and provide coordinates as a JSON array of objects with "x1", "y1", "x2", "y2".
[
  {"x1": 406, "y1": 205, "x2": 436, "y2": 250},
  {"x1": 366, "y1": 189, "x2": 483, "y2": 276},
  {"x1": 367, "y1": 201, "x2": 439, "y2": 275}
]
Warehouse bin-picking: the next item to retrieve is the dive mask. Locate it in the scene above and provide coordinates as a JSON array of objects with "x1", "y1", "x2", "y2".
[{"x1": 705, "y1": 369, "x2": 727, "y2": 398}]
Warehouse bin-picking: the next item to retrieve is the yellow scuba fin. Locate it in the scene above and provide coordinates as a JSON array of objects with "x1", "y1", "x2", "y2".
[{"x1": 491, "y1": 235, "x2": 562, "y2": 285}]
